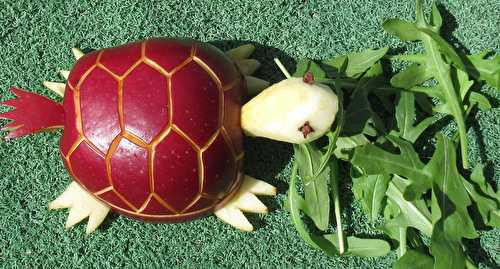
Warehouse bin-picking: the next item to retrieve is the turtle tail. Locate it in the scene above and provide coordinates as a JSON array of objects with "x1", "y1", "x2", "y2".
[{"x1": 0, "y1": 87, "x2": 64, "y2": 139}]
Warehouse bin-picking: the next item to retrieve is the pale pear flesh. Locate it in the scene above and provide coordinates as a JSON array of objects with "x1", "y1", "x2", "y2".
[{"x1": 241, "y1": 77, "x2": 339, "y2": 144}]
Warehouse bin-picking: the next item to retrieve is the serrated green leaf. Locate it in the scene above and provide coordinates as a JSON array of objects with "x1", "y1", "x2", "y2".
[
  {"x1": 415, "y1": 0, "x2": 426, "y2": 27},
  {"x1": 430, "y1": 2, "x2": 443, "y2": 30},
  {"x1": 324, "y1": 234, "x2": 391, "y2": 257},
  {"x1": 465, "y1": 52, "x2": 500, "y2": 89},
  {"x1": 351, "y1": 140, "x2": 431, "y2": 193},
  {"x1": 383, "y1": 19, "x2": 421, "y2": 41},
  {"x1": 288, "y1": 162, "x2": 339, "y2": 256},
  {"x1": 428, "y1": 134, "x2": 478, "y2": 240},
  {"x1": 470, "y1": 164, "x2": 499, "y2": 201},
  {"x1": 394, "y1": 250, "x2": 434, "y2": 269},
  {"x1": 386, "y1": 176, "x2": 433, "y2": 236},
  {"x1": 468, "y1": 92, "x2": 492, "y2": 111},
  {"x1": 386, "y1": 135, "x2": 432, "y2": 200},
  {"x1": 462, "y1": 164, "x2": 500, "y2": 226},
  {"x1": 345, "y1": 48, "x2": 388, "y2": 77},
  {"x1": 334, "y1": 134, "x2": 370, "y2": 159},
  {"x1": 455, "y1": 68, "x2": 474, "y2": 100},
  {"x1": 352, "y1": 174, "x2": 390, "y2": 222},
  {"x1": 408, "y1": 86, "x2": 443, "y2": 99},
  {"x1": 391, "y1": 63, "x2": 433, "y2": 89},
  {"x1": 462, "y1": 178, "x2": 500, "y2": 227},
  {"x1": 393, "y1": 91, "x2": 437, "y2": 143},
  {"x1": 323, "y1": 48, "x2": 388, "y2": 78},
  {"x1": 395, "y1": 92, "x2": 416, "y2": 141},
  {"x1": 390, "y1": 53, "x2": 427, "y2": 63},
  {"x1": 419, "y1": 28, "x2": 466, "y2": 71},
  {"x1": 430, "y1": 221, "x2": 466, "y2": 269},
  {"x1": 343, "y1": 64, "x2": 386, "y2": 135},
  {"x1": 294, "y1": 144, "x2": 330, "y2": 231},
  {"x1": 293, "y1": 59, "x2": 326, "y2": 79}
]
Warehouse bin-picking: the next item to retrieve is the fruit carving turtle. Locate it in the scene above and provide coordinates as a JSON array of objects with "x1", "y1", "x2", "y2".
[{"x1": 0, "y1": 38, "x2": 280, "y2": 233}]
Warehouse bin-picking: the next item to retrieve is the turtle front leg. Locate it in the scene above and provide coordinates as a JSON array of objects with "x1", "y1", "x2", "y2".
[
  {"x1": 49, "y1": 181, "x2": 110, "y2": 234},
  {"x1": 215, "y1": 175, "x2": 276, "y2": 232}
]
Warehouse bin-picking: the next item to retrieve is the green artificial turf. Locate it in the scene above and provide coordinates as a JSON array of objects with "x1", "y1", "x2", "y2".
[{"x1": 0, "y1": 0, "x2": 499, "y2": 268}]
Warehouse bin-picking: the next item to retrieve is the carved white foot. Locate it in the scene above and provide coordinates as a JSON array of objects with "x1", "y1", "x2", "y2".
[
  {"x1": 215, "y1": 175, "x2": 277, "y2": 232},
  {"x1": 71, "y1": 48, "x2": 84, "y2": 60},
  {"x1": 245, "y1": 76, "x2": 270, "y2": 96},
  {"x1": 41, "y1": 46, "x2": 84, "y2": 97},
  {"x1": 49, "y1": 181, "x2": 110, "y2": 234},
  {"x1": 225, "y1": 44, "x2": 256, "y2": 61},
  {"x1": 225, "y1": 44, "x2": 269, "y2": 95},
  {"x1": 42, "y1": 81, "x2": 66, "y2": 97}
]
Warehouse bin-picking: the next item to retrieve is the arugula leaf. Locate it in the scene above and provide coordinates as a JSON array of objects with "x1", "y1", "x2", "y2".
[
  {"x1": 384, "y1": 0, "x2": 472, "y2": 168},
  {"x1": 393, "y1": 250, "x2": 434, "y2": 269},
  {"x1": 429, "y1": 221, "x2": 466, "y2": 269},
  {"x1": 386, "y1": 176, "x2": 433, "y2": 236},
  {"x1": 394, "y1": 92, "x2": 436, "y2": 143},
  {"x1": 468, "y1": 92, "x2": 492, "y2": 111},
  {"x1": 462, "y1": 165, "x2": 500, "y2": 226},
  {"x1": 465, "y1": 51, "x2": 500, "y2": 89},
  {"x1": 343, "y1": 62, "x2": 386, "y2": 135},
  {"x1": 352, "y1": 173, "x2": 390, "y2": 222},
  {"x1": 287, "y1": 161, "x2": 339, "y2": 256},
  {"x1": 418, "y1": 28, "x2": 466, "y2": 70},
  {"x1": 334, "y1": 134, "x2": 369, "y2": 159},
  {"x1": 470, "y1": 164, "x2": 500, "y2": 201},
  {"x1": 427, "y1": 134, "x2": 478, "y2": 240},
  {"x1": 323, "y1": 47, "x2": 388, "y2": 78},
  {"x1": 294, "y1": 144, "x2": 330, "y2": 231},
  {"x1": 383, "y1": 19, "x2": 421, "y2": 41},
  {"x1": 324, "y1": 234, "x2": 390, "y2": 257},
  {"x1": 293, "y1": 59, "x2": 327, "y2": 79},
  {"x1": 284, "y1": 1, "x2": 498, "y2": 265},
  {"x1": 462, "y1": 178, "x2": 500, "y2": 227},
  {"x1": 351, "y1": 139, "x2": 431, "y2": 197},
  {"x1": 429, "y1": 2, "x2": 442, "y2": 30},
  {"x1": 390, "y1": 63, "x2": 432, "y2": 89}
]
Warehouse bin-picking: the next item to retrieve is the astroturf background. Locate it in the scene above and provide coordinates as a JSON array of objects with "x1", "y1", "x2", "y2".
[{"x1": 0, "y1": 0, "x2": 499, "y2": 268}]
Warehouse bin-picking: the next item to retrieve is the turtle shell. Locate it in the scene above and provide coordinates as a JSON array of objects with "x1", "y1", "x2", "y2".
[{"x1": 59, "y1": 38, "x2": 245, "y2": 222}]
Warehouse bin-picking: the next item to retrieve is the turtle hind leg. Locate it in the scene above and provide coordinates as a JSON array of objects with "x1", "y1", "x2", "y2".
[
  {"x1": 49, "y1": 181, "x2": 110, "y2": 234},
  {"x1": 215, "y1": 175, "x2": 277, "y2": 232}
]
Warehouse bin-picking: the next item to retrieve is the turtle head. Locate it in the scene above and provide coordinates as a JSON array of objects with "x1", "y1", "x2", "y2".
[{"x1": 241, "y1": 76, "x2": 339, "y2": 144}]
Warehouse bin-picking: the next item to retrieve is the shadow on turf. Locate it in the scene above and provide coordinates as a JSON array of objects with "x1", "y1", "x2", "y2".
[{"x1": 212, "y1": 40, "x2": 295, "y2": 230}]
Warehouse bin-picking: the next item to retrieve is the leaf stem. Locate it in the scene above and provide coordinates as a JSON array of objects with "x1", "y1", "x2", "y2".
[
  {"x1": 334, "y1": 189, "x2": 344, "y2": 254},
  {"x1": 274, "y1": 58, "x2": 292, "y2": 78},
  {"x1": 398, "y1": 227, "x2": 407, "y2": 258},
  {"x1": 331, "y1": 160, "x2": 345, "y2": 255}
]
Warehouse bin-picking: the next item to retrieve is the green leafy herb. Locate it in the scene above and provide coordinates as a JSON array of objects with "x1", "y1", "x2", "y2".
[
  {"x1": 393, "y1": 250, "x2": 434, "y2": 269},
  {"x1": 283, "y1": 1, "x2": 499, "y2": 267},
  {"x1": 465, "y1": 51, "x2": 500, "y2": 89},
  {"x1": 383, "y1": 0, "x2": 488, "y2": 169},
  {"x1": 352, "y1": 173, "x2": 390, "y2": 222},
  {"x1": 294, "y1": 143, "x2": 331, "y2": 230},
  {"x1": 462, "y1": 165, "x2": 500, "y2": 226},
  {"x1": 393, "y1": 92, "x2": 436, "y2": 143},
  {"x1": 429, "y1": 221, "x2": 466, "y2": 269},
  {"x1": 323, "y1": 47, "x2": 389, "y2": 78},
  {"x1": 427, "y1": 134, "x2": 478, "y2": 240},
  {"x1": 324, "y1": 234, "x2": 390, "y2": 257}
]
